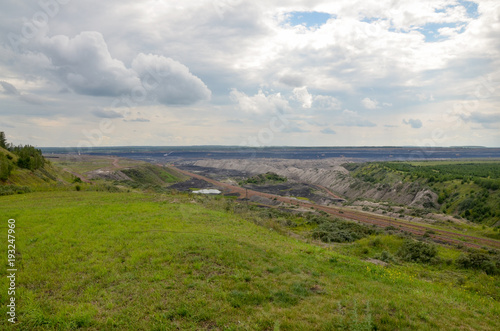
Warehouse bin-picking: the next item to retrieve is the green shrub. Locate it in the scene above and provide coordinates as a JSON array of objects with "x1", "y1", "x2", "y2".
[
  {"x1": 397, "y1": 240, "x2": 437, "y2": 263},
  {"x1": 376, "y1": 250, "x2": 396, "y2": 263},
  {"x1": 239, "y1": 172, "x2": 287, "y2": 185},
  {"x1": 0, "y1": 185, "x2": 32, "y2": 196},
  {"x1": 312, "y1": 219, "x2": 379, "y2": 243},
  {"x1": 456, "y1": 252, "x2": 498, "y2": 275}
]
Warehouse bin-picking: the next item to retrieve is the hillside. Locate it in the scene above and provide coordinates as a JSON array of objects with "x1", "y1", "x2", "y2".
[
  {"x1": 50, "y1": 154, "x2": 186, "y2": 191},
  {"x1": 0, "y1": 146, "x2": 71, "y2": 195},
  {"x1": 180, "y1": 158, "x2": 500, "y2": 227},
  {"x1": 183, "y1": 158, "x2": 439, "y2": 208},
  {"x1": 346, "y1": 161, "x2": 500, "y2": 226},
  {"x1": 1, "y1": 190, "x2": 499, "y2": 330}
]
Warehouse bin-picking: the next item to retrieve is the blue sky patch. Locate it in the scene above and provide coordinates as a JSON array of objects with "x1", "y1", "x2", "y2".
[
  {"x1": 459, "y1": 0, "x2": 479, "y2": 18},
  {"x1": 420, "y1": 22, "x2": 465, "y2": 42},
  {"x1": 286, "y1": 11, "x2": 332, "y2": 28}
]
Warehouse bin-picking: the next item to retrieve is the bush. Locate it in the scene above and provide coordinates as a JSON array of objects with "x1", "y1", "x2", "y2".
[
  {"x1": 375, "y1": 250, "x2": 396, "y2": 263},
  {"x1": 0, "y1": 185, "x2": 32, "y2": 196},
  {"x1": 312, "y1": 219, "x2": 379, "y2": 243},
  {"x1": 456, "y1": 252, "x2": 498, "y2": 275},
  {"x1": 397, "y1": 240, "x2": 437, "y2": 263}
]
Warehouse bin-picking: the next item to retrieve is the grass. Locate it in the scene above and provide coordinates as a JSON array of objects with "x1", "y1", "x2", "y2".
[
  {"x1": 1, "y1": 191, "x2": 499, "y2": 330},
  {"x1": 50, "y1": 155, "x2": 145, "y2": 174}
]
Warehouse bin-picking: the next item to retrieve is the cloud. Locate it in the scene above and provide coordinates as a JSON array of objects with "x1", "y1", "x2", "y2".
[
  {"x1": 282, "y1": 125, "x2": 310, "y2": 133},
  {"x1": 0, "y1": 81, "x2": 44, "y2": 105},
  {"x1": 29, "y1": 32, "x2": 211, "y2": 105},
  {"x1": 230, "y1": 89, "x2": 290, "y2": 114},
  {"x1": 1, "y1": 1, "x2": 500, "y2": 147},
  {"x1": 403, "y1": 118, "x2": 423, "y2": 129},
  {"x1": 361, "y1": 97, "x2": 378, "y2": 109},
  {"x1": 338, "y1": 109, "x2": 376, "y2": 127},
  {"x1": 91, "y1": 109, "x2": 124, "y2": 119},
  {"x1": 19, "y1": 94, "x2": 44, "y2": 105},
  {"x1": 131, "y1": 53, "x2": 211, "y2": 105},
  {"x1": 313, "y1": 95, "x2": 341, "y2": 110},
  {"x1": 38, "y1": 32, "x2": 140, "y2": 96},
  {"x1": 278, "y1": 74, "x2": 304, "y2": 87},
  {"x1": 0, "y1": 81, "x2": 19, "y2": 95},
  {"x1": 459, "y1": 112, "x2": 500, "y2": 129},
  {"x1": 125, "y1": 118, "x2": 150, "y2": 122},
  {"x1": 293, "y1": 86, "x2": 313, "y2": 108},
  {"x1": 321, "y1": 127, "x2": 336, "y2": 134}
]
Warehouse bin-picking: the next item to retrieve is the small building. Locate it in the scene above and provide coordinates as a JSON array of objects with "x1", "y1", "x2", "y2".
[{"x1": 192, "y1": 189, "x2": 221, "y2": 195}]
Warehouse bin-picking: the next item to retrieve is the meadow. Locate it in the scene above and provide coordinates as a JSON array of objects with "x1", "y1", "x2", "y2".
[{"x1": 1, "y1": 190, "x2": 499, "y2": 330}]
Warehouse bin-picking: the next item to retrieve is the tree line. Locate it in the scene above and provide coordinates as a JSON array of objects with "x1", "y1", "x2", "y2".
[{"x1": 0, "y1": 131, "x2": 46, "y2": 180}]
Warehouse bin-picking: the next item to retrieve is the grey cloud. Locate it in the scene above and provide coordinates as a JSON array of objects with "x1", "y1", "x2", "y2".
[
  {"x1": 321, "y1": 128, "x2": 336, "y2": 134},
  {"x1": 227, "y1": 119, "x2": 243, "y2": 124},
  {"x1": 0, "y1": 81, "x2": 19, "y2": 95},
  {"x1": 460, "y1": 112, "x2": 500, "y2": 124},
  {"x1": 279, "y1": 74, "x2": 304, "y2": 87},
  {"x1": 132, "y1": 53, "x2": 211, "y2": 105},
  {"x1": 58, "y1": 88, "x2": 71, "y2": 94},
  {"x1": 125, "y1": 118, "x2": 150, "y2": 122},
  {"x1": 92, "y1": 109, "x2": 124, "y2": 119},
  {"x1": 19, "y1": 94, "x2": 44, "y2": 105},
  {"x1": 403, "y1": 118, "x2": 423, "y2": 129},
  {"x1": 0, "y1": 81, "x2": 44, "y2": 105},
  {"x1": 282, "y1": 126, "x2": 310, "y2": 133}
]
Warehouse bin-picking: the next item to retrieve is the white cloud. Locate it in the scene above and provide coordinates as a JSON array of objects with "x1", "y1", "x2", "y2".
[
  {"x1": 361, "y1": 97, "x2": 378, "y2": 109},
  {"x1": 230, "y1": 89, "x2": 290, "y2": 114},
  {"x1": 313, "y1": 95, "x2": 341, "y2": 110},
  {"x1": 38, "y1": 32, "x2": 140, "y2": 96},
  {"x1": 18, "y1": 32, "x2": 211, "y2": 106},
  {"x1": 292, "y1": 86, "x2": 312, "y2": 108},
  {"x1": 132, "y1": 53, "x2": 212, "y2": 105}
]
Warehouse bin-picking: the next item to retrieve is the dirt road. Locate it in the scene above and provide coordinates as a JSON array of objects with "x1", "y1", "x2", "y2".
[{"x1": 171, "y1": 165, "x2": 500, "y2": 250}]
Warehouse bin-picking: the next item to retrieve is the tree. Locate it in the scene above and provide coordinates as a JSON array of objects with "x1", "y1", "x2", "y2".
[
  {"x1": 0, "y1": 154, "x2": 13, "y2": 180},
  {"x1": 0, "y1": 131, "x2": 7, "y2": 149}
]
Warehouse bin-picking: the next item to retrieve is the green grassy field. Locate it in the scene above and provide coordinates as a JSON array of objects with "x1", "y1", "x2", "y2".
[{"x1": 1, "y1": 191, "x2": 499, "y2": 330}]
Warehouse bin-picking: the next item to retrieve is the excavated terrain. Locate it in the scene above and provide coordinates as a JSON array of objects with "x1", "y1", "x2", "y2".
[{"x1": 176, "y1": 158, "x2": 438, "y2": 209}]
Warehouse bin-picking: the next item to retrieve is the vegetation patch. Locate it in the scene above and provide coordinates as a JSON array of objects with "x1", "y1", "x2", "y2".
[
  {"x1": 239, "y1": 172, "x2": 287, "y2": 185},
  {"x1": 312, "y1": 218, "x2": 379, "y2": 243},
  {"x1": 345, "y1": 160, "x2": 500, "y2": 226},
  {"x1": 397, "y1": 239, "x2": 438, "y2": 263}
]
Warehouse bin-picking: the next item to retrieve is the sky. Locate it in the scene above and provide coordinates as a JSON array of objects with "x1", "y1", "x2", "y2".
[{"x1": 0, "y1": 0, "x2": 499, "y2": 148}]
